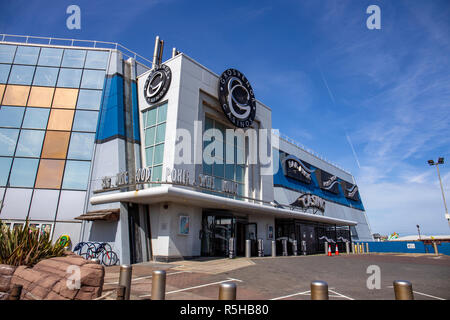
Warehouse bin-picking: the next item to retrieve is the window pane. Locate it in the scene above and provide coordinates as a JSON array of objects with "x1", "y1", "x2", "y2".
[
  {"x1": 203, "y1": 162, "x2": 212, "y2": 175},
  {"x1": 205, "y1": 117, "x2": 213, "y2": 130},
  {"x1": 81, "y1": 70, "x2": 105, "y2": 89},
  {"x1": 15, "y1": 129, "x2": 45, "y2": 157},
  {"x1": 62, "y1": 160, "x2": 90, "y2": 190},
  {"x1": 67, "y1": 132, "x2": 95, "y2": 160},
  {"x1": 0, "y1": 45, "x2": 16, "y2": 64},
  {"x1": 22, "y1": 107, "x2": 50, "y2": 129},
  {"x1": 72, "y1": 110, "x2": 98, "y2": 132},
  {"x1": 84, "y1": 51, "x2": 109, "y2": 69},
  {"x1": 2, "y1": 85, "x2": 30, "y2": 106},
  {"x1": 61, "y1": 49, "x2": 86, "y2": 68},
  {"x1": 145, "y1": 108, "x2": 157, "y2": 127},
  {"x1": 57, "y1": 68, "x2": 82, "y2": 88},
  {"x1": 145, "y1": 147, "x2": 153, "y2": 166},
  {"x1": 152, "y1": 165, "x2": 162, "y2": 182},
  {"x1": 35, "y1": 159, "x2": 65, "y2": 189},
  {"x1": 0, "y1": 106, "x2": 24, "y2": 128},
  {"x1": 27, "y1": 86, "x2": 54, "y2": 108},
  {"x1": 13, "y1": 46, "x2": 40, "y2": 65},
  {"x1": 157, "y1": 103, "x2": 167, "y2": 123},
  {"x1": 0, "y1": 157, "x2": 12, "y2": 186},
  {"x1": 9, "y1": 158, "x2": 39, "y2": 187},
  {"x1": 41, "y1": 131, "x2": 70, "y2": 159},
  {"x1": 155, "y1": 123, "x2": 166, "y2": 144},
  {"x1": 8, "y1": 65, "x2": 35, "y2": 85},
  {"x1": 236, "y1": 165, "x2": 244, "y2": 182},
  {"x1": 0, "y1": 64, "x2": 11, "y2": 83},
  {"x1": 0, "y1": 128, "x2": 19, "y2": 156},
  {"x1": 32, "y1": 67, "x2": 58, "y2": 86},
  {"x1": 153, "y1": 144, "x2": 164, "y2": 165},
  {"x1": 76, "y1": 89, "x2": 102, "y2": 110},
  {"x1": 225, "y1": 164, "x2": 234, "y2": 180},
  {"x1": 145, "y1": 127, "x2": 155, "y2": 147},
  {"x1": 52, "y1": 88, "x2": 78, "y2": 109},
  {"x1": 47, "y1": 109, "x2": 74, "y2": 131},
  {"x1": 38, "y1": 48, "x2": 63, "y2": 67},
  {"x1": 213, "y1": 163, "x2": 224, "y2": 178}
]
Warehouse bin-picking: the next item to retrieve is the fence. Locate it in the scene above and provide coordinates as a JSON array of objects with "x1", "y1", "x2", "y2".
[{"x1": 355, "y1": 241, "x2": 450, "y2": 256}]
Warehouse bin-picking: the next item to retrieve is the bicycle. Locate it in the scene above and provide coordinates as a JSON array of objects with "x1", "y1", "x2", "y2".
[{"x1": 74, "y1": 241, "x2": 119, "y2": 266}]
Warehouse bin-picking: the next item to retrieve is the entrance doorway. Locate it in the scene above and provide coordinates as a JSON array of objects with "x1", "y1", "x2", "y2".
[{"x1": 200, "y1": 211, "x2": 255, "y2": 257}]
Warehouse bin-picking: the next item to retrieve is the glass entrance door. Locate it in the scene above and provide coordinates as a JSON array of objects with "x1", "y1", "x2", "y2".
[{"x1": 201, "y1": 213, "x2": 235, "y2": 257}]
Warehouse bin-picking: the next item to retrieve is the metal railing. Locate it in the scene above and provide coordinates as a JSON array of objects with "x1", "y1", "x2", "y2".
[
  {"x1": 272, "y1": 130, "x2": 351, "y2": 175},
  {"x1": 0, "y1": 33, "x2": 154, "y2": 69}
]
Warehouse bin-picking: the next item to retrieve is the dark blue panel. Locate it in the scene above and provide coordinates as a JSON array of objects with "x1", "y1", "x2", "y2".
[
  {"x1": 363, "y1": 241, "x2": 450, "y2": 255},
  {"x1": 131, "y1": 80, "x2": 141, "y2": 143},
  {"x1": 273, "y1": 151, "x2": 365, "y2": 211},
  {"x1": 95, "y1": 74, "x2": 125, "y2": 142}
]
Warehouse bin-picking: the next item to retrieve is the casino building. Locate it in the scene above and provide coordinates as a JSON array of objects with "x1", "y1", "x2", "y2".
[{"x1": 0, "y1": 35, "x2": 373, "y2": 264}]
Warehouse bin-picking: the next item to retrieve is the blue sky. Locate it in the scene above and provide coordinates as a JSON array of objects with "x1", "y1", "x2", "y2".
[{"x1": 1, "y1": 0, "x2": 449, "y2": 236}]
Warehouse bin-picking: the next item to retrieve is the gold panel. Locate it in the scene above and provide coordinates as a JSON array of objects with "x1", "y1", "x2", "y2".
[
  {"x1": 2, "y1": 85, "x2": 30, "y2": 106},
  {"x1": 27, "y1": 86, "x2": 55, "y2": 108},
  {"x1": 52, "y1": 88, "x2": 78, "y2": 109},
  {"x1": 0, "y1": 84, "x2": 5, "y2": 102},
  {"x1": 47, "y1": 109, "x2": 74, "y2": 131},
  {"x1": 41, "y1": 131, "x2": 70, "y2": 159},
  {"x1": 35, "y1": 159, "x2": 65, "y2": 189}
]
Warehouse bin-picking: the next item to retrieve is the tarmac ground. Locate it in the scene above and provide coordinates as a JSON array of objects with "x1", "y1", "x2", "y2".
[{"x1": 101, "y1": 252, "x2": 450, "y2": 300}]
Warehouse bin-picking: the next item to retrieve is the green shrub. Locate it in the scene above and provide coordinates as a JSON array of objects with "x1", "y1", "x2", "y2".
[{"x1": 0, "y1": 220, "x2": 66, "y2": 267}]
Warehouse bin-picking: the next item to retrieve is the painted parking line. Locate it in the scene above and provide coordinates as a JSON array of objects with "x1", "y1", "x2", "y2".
[
  {"x1": 104, "y1": 270, "x2": 190, "y2": 285},
  {"x1": 270, "y1": 290, "x2": 311, "y2": 300},
  {"x1": 271, "y1": 289, "x2": 353, "y2": 300},
  {"x1": 387, "y1": 286, "x2": 445, "y2": 300},
  {"x1": 413, "y1": 291, "x2": 445, "y2": 300},
  {"x1": 138, "y1": 278, "x2": 243, "y2": 298},
  {"x1": 328, "y1": 289, "x2": 354, "y2": 300}
]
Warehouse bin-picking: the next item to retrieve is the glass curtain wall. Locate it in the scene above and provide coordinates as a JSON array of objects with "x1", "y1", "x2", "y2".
[{"x1": 0, "y1": 43, "x2": 109, "y2": 232}]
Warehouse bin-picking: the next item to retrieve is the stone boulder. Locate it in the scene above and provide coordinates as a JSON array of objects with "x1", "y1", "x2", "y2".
[{"x1": 0, "y1": 252, "x2": 104, "y2": 300}]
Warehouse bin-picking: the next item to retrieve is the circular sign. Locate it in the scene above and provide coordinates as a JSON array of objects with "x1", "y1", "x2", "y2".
[
  {"x1": 144, "y1": 64, "x2": 172, "y2": 104},
  {"x1": 218, "y1": 68, "x2": 256, "y2": 128}
]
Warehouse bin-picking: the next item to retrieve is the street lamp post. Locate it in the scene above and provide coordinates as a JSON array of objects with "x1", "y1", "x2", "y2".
[
  {"x1": 428, "y1": 157, "x2": 449, "y2": 227},
  {"x1": 416, "y1": 224, "x2": 421, "y2": 240}
]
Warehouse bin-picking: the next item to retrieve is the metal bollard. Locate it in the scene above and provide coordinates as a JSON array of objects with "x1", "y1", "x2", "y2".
[
  {"x1": 324, "y1": 242, "x2": 328, "y2": 254},
  {"x1": 393, "y1": 280, "x2": 414, "y2": 300},
  {"x1": 151, "y1": 270, "x2": 166, "y2": 300},
  {"x1": 301, "y1": 240, "x2": 307, "y2": 255},
  {"x1": 366, "y1": 243, "x2": 369, "y2": 253},
  {"x1": 345, "y1": 242, "x2": 350, "y2": 254},
  {"x1": 281, "y1": 239, "x2": 288, "y2": 256},
  {"x1": 271, "y1": 240, "x2": 276, "y2": 257},
  {"x1": 116, "y1": 285, "x2": 126, "y2": 300},
  {"x1": 433, "y1": 242, "x2": 439, "y2": 255},
  {"x1": 118, "y1": 264, "x2": 132, "y2": 300},
  {"x1": 218, "y1": 282, "x2": 237, "y2": 300},
  {"x1": 361, "y1": 243, "x2": 365, "y2": 254},
  {"x1": 257, "y1": 239, "x2": 264, "y2": 257},
  {"x1": 310, "y1": 281, "x2": 329, "y2": 300},
  {"x1": 292, "y1": 240, "x2": 298, "y2": 256},
  {"x1": 9, "y1": 284, "x2": 22, "y2": 300},
  {"x1": 245, "y1": 239, "x2": 251, "y2": 258},
  {"x1": 228, "y1": 237, "x2": 235, "y2": 259}
]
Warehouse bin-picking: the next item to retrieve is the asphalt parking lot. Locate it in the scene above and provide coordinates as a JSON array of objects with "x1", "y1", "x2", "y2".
[{"x1": 102, "y1": 253, "x2": 450, "y2": 300}]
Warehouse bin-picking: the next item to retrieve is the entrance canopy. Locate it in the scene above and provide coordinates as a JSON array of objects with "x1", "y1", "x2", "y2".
[{"x1": 90, "y1": 186, "x2": 357, "y2": 226}]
